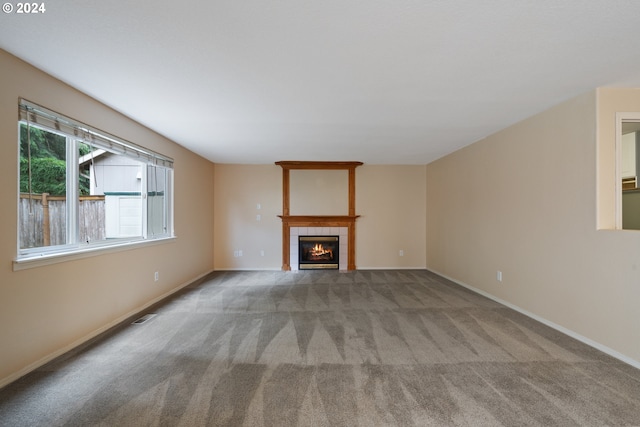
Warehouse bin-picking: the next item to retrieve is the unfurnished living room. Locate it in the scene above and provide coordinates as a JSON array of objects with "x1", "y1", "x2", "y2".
[{"x1": 1, "y1": 1, "x2": 640, "y2": 426}]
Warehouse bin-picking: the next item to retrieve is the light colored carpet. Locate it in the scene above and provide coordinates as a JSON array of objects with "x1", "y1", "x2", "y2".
[{"x1": 1, "y1": 270, "x2": 639, "y2": 426}]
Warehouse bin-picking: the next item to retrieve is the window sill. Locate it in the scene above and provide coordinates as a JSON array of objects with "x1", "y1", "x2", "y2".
[{"x1": 13, "y1": 236, "x2": 176, "y2": 271}]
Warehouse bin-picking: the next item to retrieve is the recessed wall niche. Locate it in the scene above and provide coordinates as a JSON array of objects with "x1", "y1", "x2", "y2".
[{"x1": 289, "y1": 169, "x2": 349, "y2": 215}]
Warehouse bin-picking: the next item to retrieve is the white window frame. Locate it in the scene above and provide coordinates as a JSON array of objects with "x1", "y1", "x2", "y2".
[
  {"x1": 615, "y1": 112, "x2": 640, "y2": 229},
  {"x1": 15, "y1": 99, "x2": 174, "y2": 269}
]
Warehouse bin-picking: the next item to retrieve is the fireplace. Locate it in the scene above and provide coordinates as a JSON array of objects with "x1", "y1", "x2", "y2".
[
  {"x1": 276, "y1": 161, "x2": 362, "y2": 271},
  {"x1": 298, "y1": 236, "x2": 339, "y2": 270}
]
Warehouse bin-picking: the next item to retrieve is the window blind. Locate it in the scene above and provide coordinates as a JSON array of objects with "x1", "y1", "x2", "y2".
[{"x1": 19, "y1": 99, "x2": 173, "y2": 169}]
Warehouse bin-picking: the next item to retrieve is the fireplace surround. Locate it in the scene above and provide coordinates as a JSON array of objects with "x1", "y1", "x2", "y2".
[
  {"x1": 298, "y1": 235, "x2": 339, "y2": 269},
  {"x1": 290, "y1": 227, "x2": 348, "y2": 271},
  {"x1": 276, "y1": 161, "x2": 362, "y2": 271}
]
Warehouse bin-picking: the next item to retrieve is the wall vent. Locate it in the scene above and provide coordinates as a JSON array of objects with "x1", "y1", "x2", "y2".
[{"x1": 132, "y1": 314, "x2": 157, "y2": 324}]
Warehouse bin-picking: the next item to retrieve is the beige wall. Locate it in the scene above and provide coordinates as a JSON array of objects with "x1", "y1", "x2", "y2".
[
  {"x1": 290, "y1": 169, "x2": 349, "y2": 215},
  {"x1": 356, "y1": 165, "x2": 426, "y2": 269},
  {"x1": 213, "y1": 164, "x2": 283, "y2": 269},
  {"x1": 426, "y1": 89, "x2": 640, "y2": 365},
  {"x1": 0, "y1": 50, "x2": 216, "y2": 386},
  {"x1": 213, "y1": 164, "x2": 427, "y2": 270}
]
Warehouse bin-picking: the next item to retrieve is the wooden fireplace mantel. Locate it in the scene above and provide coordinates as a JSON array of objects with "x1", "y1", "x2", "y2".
[
  {"x1": 276, "y1": 161, "x2": 363, "y2": 270},
  {"x1": 278, "y1": 215, "x2": 360, "y2": 224},
  {"x1": 275, "y1": 161, "x2": 364, "y2": 170}
]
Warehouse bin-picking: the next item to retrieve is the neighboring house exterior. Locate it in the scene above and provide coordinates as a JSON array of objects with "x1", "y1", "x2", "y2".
[{"x1": 80, "y1": 150, "x2": 145, "y2": 238}]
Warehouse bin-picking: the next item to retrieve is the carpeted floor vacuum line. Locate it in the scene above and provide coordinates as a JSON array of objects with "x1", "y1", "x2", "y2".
[{"x1": 0, "y1": 270, "x2": 639, "y2": 426}]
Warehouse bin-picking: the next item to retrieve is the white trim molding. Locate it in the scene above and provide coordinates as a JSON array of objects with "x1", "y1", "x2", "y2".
[{"x1": 429, "y1": 269, "x2": 640, "y2": 370}]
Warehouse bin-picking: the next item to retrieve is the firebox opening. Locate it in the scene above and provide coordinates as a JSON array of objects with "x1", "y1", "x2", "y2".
[{"x1": 299, "y1": 236, "x2": 339, "y2": 270}]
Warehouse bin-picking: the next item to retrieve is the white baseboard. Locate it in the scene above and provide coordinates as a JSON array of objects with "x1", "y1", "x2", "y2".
[
  {"x1": 213, "y1": 267, "x2": 427, "y2": 272},
  {"x1": 0, "y1": 268, "x2": 215, "y2": 389},
  {"x1": 356, "y1": 266, "x2": 427, "y2": 270},
  {"x1": 429, "y1": 269, "x2": 640, "y2": 370}
]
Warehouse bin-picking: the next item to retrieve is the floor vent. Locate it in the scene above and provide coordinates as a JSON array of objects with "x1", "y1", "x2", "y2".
[{"x1": 132, "y1": 314, "x2": 157, "y2": 324}]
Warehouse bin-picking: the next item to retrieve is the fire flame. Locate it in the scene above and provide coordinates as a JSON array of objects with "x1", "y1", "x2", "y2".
[{"x1": 311, "y1": 243, "x2": 332, "y2": 257}]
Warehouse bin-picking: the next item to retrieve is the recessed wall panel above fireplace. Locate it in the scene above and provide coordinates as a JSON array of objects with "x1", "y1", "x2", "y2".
[{"x1": 290, "y1": 170, "x2": 349, "y2": 215}]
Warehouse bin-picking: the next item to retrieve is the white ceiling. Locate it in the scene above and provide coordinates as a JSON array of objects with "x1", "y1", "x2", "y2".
[{"x1": 2, "y1": 1, "x2": 640, "y2": 164}]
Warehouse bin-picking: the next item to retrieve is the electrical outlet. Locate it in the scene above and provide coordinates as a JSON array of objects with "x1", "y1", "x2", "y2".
[
  {"x1": 256, "y1": 214, "x2": 261, "y2": 221},
  {"x1": 399, "y1": 250, "x2": 404, "y2": 256},
  {"x1": 238, "y1": 249, "x2": 243, "y2": 257},
  {"x1": 256, "y1": 203, "x2": 261, "y2": 210},
  {"x1": 496, "y1": 271, "x2": 502, "y2": 282},
  {"x1": 154, "y1": 271, "x2": 159, "y2": 282},
  {"x1": 260, "y1": 250, "x2": 265, "y2": 256}
]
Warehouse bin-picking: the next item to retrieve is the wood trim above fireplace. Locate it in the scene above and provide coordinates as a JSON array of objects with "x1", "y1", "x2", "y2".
[
  {"x1": 275, "y1": 161, "x2": 363, "y2": 170},
  {"x1": 276, "y1": 161, "x2": 363, "y2": 271},
  {"x1": 278, "y1": 215, "x2": 360, "y2": 223}
]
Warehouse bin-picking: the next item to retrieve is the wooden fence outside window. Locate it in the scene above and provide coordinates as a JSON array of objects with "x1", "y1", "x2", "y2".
[{"x1": 19, "y1": 193, "x2": 106, "y2": 249}]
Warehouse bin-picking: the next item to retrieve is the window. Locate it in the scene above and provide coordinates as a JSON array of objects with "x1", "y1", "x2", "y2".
[
  {"x1": 17, "y1": 99, "x2": 174, "y2": 262},
  {"x1": 616, "y1": 113, "x2": 640, "y2": 230}
]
